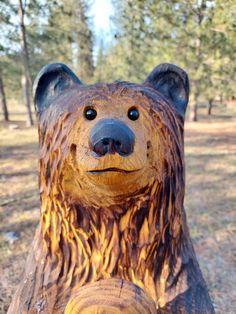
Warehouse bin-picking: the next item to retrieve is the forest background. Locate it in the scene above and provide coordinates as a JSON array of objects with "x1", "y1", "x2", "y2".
[{"x1": 0, "y1": 0, "x2": 235, "y2": 124}]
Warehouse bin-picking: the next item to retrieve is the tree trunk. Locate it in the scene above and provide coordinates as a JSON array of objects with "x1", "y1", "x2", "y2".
[
  {"x1": 192, "y1": 103, "x2": 198, "y2": 121},
  {"x1": 18, "y1": 0, "x2": 33, "y2": 127},
  {"x1": 207, "y1": 98, "x2": 213, "y2": 115},
  {"x1": 189, "y1": 92, "x2": 198, "y2": 122},
  {"x1": 189, "y1": 103, "x2": 198, "y2": 122},
  {"x1": 189, "y1": 3, "x2": 204, "y2": 123},
  {"x1": 0, "y1": 76, "x2": 9, "y2": 121}
]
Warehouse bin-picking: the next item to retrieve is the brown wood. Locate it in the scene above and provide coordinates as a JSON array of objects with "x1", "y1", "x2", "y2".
[
  {"x1": 8, "y1": 63, "x2": 215, "y2": 313},
  {"x1": 65, "y1": 278, "x2": 156, "y2": 314}
]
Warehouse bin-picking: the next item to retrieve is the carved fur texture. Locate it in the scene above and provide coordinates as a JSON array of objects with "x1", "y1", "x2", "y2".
[{"x1": 8, "y1": 64, "x2": 215, "y2": 314}]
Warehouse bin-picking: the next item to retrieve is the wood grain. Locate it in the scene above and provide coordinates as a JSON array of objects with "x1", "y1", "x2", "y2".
[
  {"x1": 65, "y1": 278, "x2": 156, "y2": 314},
  {"x1": 8, "y1": 64, "x2": 215, "y2": 313}
]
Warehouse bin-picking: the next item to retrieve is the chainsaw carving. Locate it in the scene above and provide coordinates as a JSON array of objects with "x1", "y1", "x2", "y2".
[{"x1": 8, "y1": 63, "x2": 215, "y2": 313}]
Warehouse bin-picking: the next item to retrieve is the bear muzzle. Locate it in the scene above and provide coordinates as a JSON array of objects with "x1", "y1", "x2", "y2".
[{"x1": 89, "y1": 119, "x2": 135, "y2": 157}]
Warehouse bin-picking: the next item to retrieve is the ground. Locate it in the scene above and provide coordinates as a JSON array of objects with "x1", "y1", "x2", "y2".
[{"x1": 0, "y1": 104, "x2": 235, "y2": 313}]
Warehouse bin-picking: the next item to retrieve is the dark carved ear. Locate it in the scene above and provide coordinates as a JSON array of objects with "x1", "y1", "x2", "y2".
[
  {"x1": 143, "y1": 63, "x2": 189, "y2": 117},
  {"x1": 33, "y1": 63, "x2": 82, "y2": 114}
]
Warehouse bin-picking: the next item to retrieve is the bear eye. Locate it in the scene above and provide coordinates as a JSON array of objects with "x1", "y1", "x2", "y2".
[
  {"x1": 128, "y1": 107, "x2": 139, "y2": 121},
  {"x1": 84, "y1": 107, "x2": 97, "y2": 120}
]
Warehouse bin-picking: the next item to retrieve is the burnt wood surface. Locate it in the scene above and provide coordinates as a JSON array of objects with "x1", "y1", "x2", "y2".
[{"x1": 8, "y1": 63, "x2": 215, "y2": 313}]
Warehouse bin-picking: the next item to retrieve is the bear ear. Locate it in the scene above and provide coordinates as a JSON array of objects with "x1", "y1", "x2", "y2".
[
  {"x1": 33, "y1": 63, "x2": 82, "y2": 115},
  {"x1": 143, "y1": 63, "x2": 189, "y2": 118}
]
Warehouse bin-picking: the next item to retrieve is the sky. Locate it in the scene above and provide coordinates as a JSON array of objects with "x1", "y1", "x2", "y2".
[{"x1": 91, "y1": 0, "x2": 114, "y2": 41}]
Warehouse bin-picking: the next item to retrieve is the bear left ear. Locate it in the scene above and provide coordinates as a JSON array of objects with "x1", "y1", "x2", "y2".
[
  {"x1": 143, "y1": 63, "x2": 189, "y2": 118},
  {"x1": 33, "y1": 63, "x2": 82, "y2": 115}
]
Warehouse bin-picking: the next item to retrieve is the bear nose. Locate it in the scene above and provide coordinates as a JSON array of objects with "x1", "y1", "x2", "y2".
[{"x1": 90, "y1": 119, "x2": 135, "y2": 157}]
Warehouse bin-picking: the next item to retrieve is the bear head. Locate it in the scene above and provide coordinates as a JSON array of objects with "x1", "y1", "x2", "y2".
[{"x1": 34, "y1": 63, "x2": 189, "y2": 209}]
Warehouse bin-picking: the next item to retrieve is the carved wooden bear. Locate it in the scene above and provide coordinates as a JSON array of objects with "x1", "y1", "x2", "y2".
[{"x1": 8, "y1": 63, "x2": 215, "y2": 313}]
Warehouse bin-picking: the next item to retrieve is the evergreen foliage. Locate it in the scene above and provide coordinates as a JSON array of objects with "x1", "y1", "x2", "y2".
[{"x1": 0, "y1": 0, "x2": 235, "y2": 122}]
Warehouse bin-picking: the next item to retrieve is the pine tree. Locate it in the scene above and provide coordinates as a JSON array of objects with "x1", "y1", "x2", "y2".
[
  {"x1": 0, "y1": 0, "x2": 16, "y2": 121},
  {"x1": 73, "y1": 0, "x2": 94, "y2": 82},
  {"x1": 111, "y1": 0, "x2": 151, "y2": 82},
  {"x1": 94, "y1": 39, "x2": 107, "y2": 82},
  {"x1": 40, "y1": 0, "x2": 94, "y2": 82},
  {"x1": 108, "y1": 0, "x2": 235, "y2": 120}
]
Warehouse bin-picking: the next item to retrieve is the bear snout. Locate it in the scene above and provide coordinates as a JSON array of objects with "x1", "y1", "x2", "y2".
[{"x1": 89, "y1": 119, "x2": 135, "y2": 157}]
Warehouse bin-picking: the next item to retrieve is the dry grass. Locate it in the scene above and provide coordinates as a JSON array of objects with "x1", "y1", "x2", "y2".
[
  {"x1": 184, "y1": 118, "x2": 236, "y2": 313},
  {"x1": 0, "y1": 104, "x2": 235, "y2": 313}
]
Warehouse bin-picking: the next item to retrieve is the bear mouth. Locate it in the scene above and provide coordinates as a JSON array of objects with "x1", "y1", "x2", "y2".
[{"x1": 88, "y1": 168, "x2": 141, "y2": 174}]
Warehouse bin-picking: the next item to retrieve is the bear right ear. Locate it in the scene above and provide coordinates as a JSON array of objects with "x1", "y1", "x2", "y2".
[
  {"x1": 33, "y1": 63, "x2": 82, "y2": 115},
  {"x1": 143, "y1": 63, "x2": 189, "y2": 118}
]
